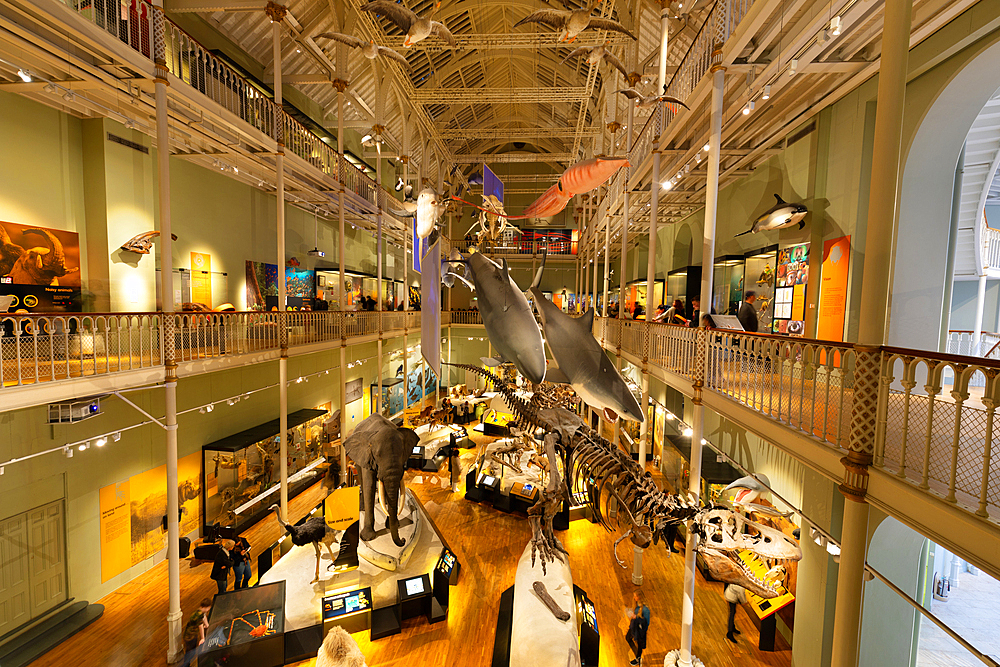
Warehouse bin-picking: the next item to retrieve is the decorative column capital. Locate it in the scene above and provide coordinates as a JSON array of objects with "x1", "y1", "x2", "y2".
[
  {"x1": 331, "y1": 78, "x2": 349, "y2": 93},
  {"x1": 400, "y1": 154, "x2": 410, "y2": 164},
  {"x1": 265, "y1": 1, "x2": 287, "y2": 23},
  {"x1": 606, "y1": 121, "x2": 623, "y2": 134},
  {"x1": 709, "y1": 48, "x2": 725, "y2": 72},
  {"x1": 839, "y1": 451, "x2": 871, "y2": 501}
]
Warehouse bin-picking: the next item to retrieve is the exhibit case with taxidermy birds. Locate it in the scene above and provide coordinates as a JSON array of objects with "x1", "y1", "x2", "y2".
[
  {"x1": 202, "y1": 409, "x2": 328, "y2": 532},
  {"x1": 744, "y1": 246, "x2": 778, "y2": 331}
]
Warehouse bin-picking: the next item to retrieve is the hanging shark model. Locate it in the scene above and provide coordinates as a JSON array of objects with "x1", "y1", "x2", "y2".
[
  {"x1": 456, "y1": 251, "x2": 547, "y2": 384},
  {"x1": 735, "y1": 194, "x2": 808, "y2": 236},
  {"x1": 528, "y1": 285, "x2": 643, "y2": 423}
]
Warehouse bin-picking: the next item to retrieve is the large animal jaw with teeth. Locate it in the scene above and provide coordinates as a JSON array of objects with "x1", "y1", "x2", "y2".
[
  {"x1": 699, "y1": 549, "x2": 788, "y2": 598},
  {"x1": 694, "y1": 507, "x2": 801, "y2": 598}
]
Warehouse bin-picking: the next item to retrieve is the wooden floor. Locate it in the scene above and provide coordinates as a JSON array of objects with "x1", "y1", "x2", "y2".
[{"x1": 31, "y1": 431, "x2": 792, "y2": 667}]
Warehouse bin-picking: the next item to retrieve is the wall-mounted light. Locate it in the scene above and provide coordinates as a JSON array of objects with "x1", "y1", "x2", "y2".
[
  {"x1": 682, "y1": 427, "x2": 693, "y2": 437},
  {"x1": 112, "y1": 432, "x2": 122, "y2": 442},
  {"x1": 788, "y1": 59, "x2": 798, "y2": 76},
  {"x1": 17, "y1": 69, "x2": 31, "y2": 82},
  {"x1": 94, "y1": 437, "x2": 107, "y2": 447},
  {"x1": 63, "y1": 90, "x2": 75, "y2": 102},
  {"x1": 742, "y1": 103, "x2": 750, "y2": 115},
  {"x1": 703, "y1": 143, "x2": 710, "y2": 152}
]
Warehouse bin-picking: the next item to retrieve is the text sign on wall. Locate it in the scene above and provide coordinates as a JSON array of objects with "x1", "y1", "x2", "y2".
[
  {"x1": 190, "y1": 252, "x2": 212, "y2": 306},
  {"x1": 817, "y1": 236, "x2": 851, "y2": 342}
]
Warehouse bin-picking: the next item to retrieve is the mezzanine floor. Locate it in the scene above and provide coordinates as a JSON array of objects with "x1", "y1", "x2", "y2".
[{"x1": 29, "y1": 430, "x2": 793, "y2": 667}]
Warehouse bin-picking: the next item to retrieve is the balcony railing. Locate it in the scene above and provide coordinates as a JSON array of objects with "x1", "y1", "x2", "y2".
[
  {"x1": 57, "y1": 0, "x2": 398, "y2": 216},
  {"x1": 0, "y1": 310, "x2": 417, "y2": 391},
  {"x1": 450, "y1": 311, "x2": 483, "y2": 325},
  {"x1": 984, "y1": 226, "x2": 1000, "y2": 271},
  {"x1": 449, "y1": 239, "x2": 578, "y2": 257},
  {"x1": 599, "y1": 317, "x2": 1000, "y2": 525}
]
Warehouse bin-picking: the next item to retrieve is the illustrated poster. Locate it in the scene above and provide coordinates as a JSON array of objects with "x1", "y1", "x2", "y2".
[
  {"x1": 817, "y1": 236, "x2": 850, "y2": 341},
  {"x1": 190, "y1": 252, "x2": 212, "y2": 306},
  {"x1": 0, "y1": 221, "x2": 82, "y2": 312},
  {"x1": 245, "y1": 260, "x2": 278, "y2": 311}
]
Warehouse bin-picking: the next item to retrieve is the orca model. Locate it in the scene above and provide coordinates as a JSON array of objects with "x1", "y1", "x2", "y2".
[{"x1": 735, "y1": 194, "x2": 808, "y2": 236}]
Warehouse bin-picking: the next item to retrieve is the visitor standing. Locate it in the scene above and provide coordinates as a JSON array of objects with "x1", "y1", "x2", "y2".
[
  {"x1": 724, "y1": 584, "x2": 746, "y2": 643},
  {"x1": 210, "y1": 539, "x2": 234, "y2": 595},
  {"x1": 626, "y1": 590, "x2": 651, "y2": 665},
  {"x1": 232, "y1": 536, "x2": 252, "y2": 590},
  {"x1": 737, "y1": 291, "x2": 759, "y2": 332},
  {"x1": 180, "y1": 598, "x2": 212, "y2": 667}
]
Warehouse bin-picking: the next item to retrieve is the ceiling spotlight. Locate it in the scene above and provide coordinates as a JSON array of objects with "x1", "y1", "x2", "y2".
[
  {"x1": 65, "y1": 447, "x2": 74, "y2": 458},
  {"x1": 762, "y1": 84, "x2": 771, "y2": 100},
  {"x1": 124, "y1": 118, "x2": 135, "y2": 129},
  {"x1": 818, "y1": 28, "x2": 830, "y2": 44},
  {"x1": 112, "y1": 432, "x2": 122, "y2": 442},
  {"x1": 361, "y1": 133, "x2": 373, "y2": 144},
  {"x1": 43, "y1": 83, "x2": 56, "y2": 93},
  {"x1": 789, "y1": 59, "x2": 798, "y2": 76},
  {"x1": 749, "y1": 100, "x2": 756, "y2": 112},
  {"x1": 227, "y1": 399, "x2": 235, "y2": 406},
  {"x1": 830, "y1": 15, "x2": 842, "y2": 35},
  {"x1": 206, "y1": 404, "x2": 214, "y2": 412},
  {"x1": 199, "y1": 407, "x2": 206, "y2": 414},
  {"x1": 682, "y1": 427, "x2": 694, "y2": 437},
  {"x1": 703, "y1": 143, "x2": 710, "y2": 152},
  {"x1": 79, "y1": 443, "x2": 88, "y2": 452},
  {"x1": 95, "y1": 437, "x2": 107, "y2": 447},
  {"x1": 17, "y1": 69, "x2": 31, "y2": 82},
  {"x1": 661, "y1": 180, "x2": 673, "y2": 191},
  {"x1": 63, "y1": 90, "x2": 75, "y2": 102},
  {"x1": 695, "y1": 152, "x2": 702, "y2": 164}
]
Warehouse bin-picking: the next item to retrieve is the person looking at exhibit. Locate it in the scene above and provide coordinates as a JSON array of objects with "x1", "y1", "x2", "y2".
[
  {"x1": 738, "y1": 291, "x2": 759, "y2": 332},
  {"x1": 180, "y1": 598, "x2": 212, "y2": 667},
  {"x1": 210, "y1": 539, "x2": 235, "y2": 595},
  {"x1": 626, "y1": 589, "x2": 651, "y2": 665},
  {"x1": 232, "y1": 535, "x2": 252, "y2": 590}
]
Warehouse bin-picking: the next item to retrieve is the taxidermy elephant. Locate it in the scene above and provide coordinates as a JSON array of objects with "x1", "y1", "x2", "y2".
[{"x1": 342, "y1": 414, "x2": 418, "y2": 547}]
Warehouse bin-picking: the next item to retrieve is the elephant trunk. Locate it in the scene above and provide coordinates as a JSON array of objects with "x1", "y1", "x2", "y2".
[{"x1": 385, "y1": 479, "x2": 406, "y2": 548}]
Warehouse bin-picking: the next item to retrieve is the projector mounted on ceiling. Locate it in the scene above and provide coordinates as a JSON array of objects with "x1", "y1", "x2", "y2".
[{"x1": 307, "y1": 248, "x2": 325, "y2": 257}]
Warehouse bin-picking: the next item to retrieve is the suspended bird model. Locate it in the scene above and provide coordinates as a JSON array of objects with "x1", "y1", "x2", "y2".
[
  {"x1": 561, "y1": 42, "x2": 629, "y2": 80},
  {"x1": 360, "y1": 1, "x2": 456, "y2": 47},
  {"x1": 390, "y1": 188, "x2": 450, "y2": 239},
  {"x1": 615, "y1": 87, "x2": 690, "y2": 111},
  {"x1": 514, "y1": 0, "x2": 637, "y2": 42},
  {"x1": 315, "y1": 32, "x2": 410, "y2": 67}
]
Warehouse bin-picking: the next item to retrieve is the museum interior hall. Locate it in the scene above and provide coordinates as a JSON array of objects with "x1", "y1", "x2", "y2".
[{"x1": 2, "y1": 0, "x2": 1000, "y2": 665}]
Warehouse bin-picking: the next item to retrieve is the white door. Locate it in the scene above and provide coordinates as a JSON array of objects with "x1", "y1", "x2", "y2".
[
  {"x1": 0, "y1": 514, "x2": 31, "y2": 636},
  {"x1": 28, "y1": 501, "x2": 66, "y2": 619}
]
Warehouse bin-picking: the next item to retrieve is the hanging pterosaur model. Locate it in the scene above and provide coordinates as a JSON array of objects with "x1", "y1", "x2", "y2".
[
  {"x1": 514, "y1": 0, "x2": 636, "y2": 42},
  {"x1": 360, "y1": 1, "x2": 456, "y2": 47},
  {"x1": 315, "y1": 32, "x2": 410, "y2": 67},
  {"x1": 561, "y1": 42, "x2": 629, "y2": 80},
  {"x1": 615, "y1": 87, "x2": 690, "y2": 111}
]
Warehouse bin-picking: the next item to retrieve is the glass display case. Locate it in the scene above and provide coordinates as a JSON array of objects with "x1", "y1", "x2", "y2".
[
  {"x1": 202, "y1": 581, "x2": 286, "y2": 667},
  {"x1": 203, "y1": 408, "x2": 328, "y2": 532},
  {"x1": 371, "y1": 377, "x2": 404, "y2": 417},
  {"x1": 744, "y1": 246, "x2": 778, "y2": 332},
  {"x1": 665, "y1": 266, "x2": 701, "y2": 320},
  {"x1": 623, "y1": 279, "x2": 664, "y2": 319},
  {"x1": 713, "y1": 255, "x2": 746, "y2": 316}
]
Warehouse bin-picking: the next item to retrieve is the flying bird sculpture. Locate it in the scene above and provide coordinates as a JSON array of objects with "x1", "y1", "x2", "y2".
[
  {"x1": 514, "y1": 0, "x2": 636, "y2": 42},
  {"x1": 360, "y1": 1, "x2": 456, "y2": 47},
  {"x1": 615, "y1": 87, "x2": 690, "y2": 111},
  {"x1": 315, "y1": 32, "x2": 410, "y2": 67},
  {"x1": 562, "y1": 43, "x2": 629, "y2": 80}
]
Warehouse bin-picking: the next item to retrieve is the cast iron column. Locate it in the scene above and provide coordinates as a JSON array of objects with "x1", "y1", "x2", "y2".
[{"x1": 152, "y1": 5, "x2": 182, "y2": 661}]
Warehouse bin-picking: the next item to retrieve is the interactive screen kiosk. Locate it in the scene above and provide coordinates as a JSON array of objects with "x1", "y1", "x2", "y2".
[
  {"x1": 322, "y1": 586, "x2": 372, "y2": 635},
  {"x1": 398, "y1": 573, "x2": 433, "y2": 621}
]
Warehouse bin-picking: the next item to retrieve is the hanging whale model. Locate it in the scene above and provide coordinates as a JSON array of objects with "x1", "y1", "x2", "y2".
[
  {"x1": 455, "y1": 252, "x2": 547, "y2": 384},
  {"x1": 735, "y1": 194, "x2": 808, "y2": 236},
  {"x1": 528, "y1": 283, "x2": 643, "y2": 423}
]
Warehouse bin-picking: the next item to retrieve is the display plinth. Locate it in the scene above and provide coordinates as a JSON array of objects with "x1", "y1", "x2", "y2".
[
  {"x1": 201, "y1": 581, "x2": 285, "y2": 667},
  {"x1": 357, "y1": 490, "x2": 422, "y2": 571}
]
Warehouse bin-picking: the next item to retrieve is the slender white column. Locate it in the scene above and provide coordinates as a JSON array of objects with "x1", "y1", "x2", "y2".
[
  {"x1": 336, "y1": 82, "x2": 349, "y2": 483},
  {"x1": 603, "y1": 214, "x2": 611, "y2": 316},
  {"x1": 376, "y1": 133, "x2": 383, "y2": 414},
  {"x1": 152, "y1": 7, "x2": 181, "y2": 658},
  {"x1": 273, "y1": 18, "x2": 289, "y2": 518},
  {"x1": 973, "y1": 274, "x2": 987, "y2": 354},
  {"x1": 678, "y1": 59, "x2": 724, "y2": 667}
]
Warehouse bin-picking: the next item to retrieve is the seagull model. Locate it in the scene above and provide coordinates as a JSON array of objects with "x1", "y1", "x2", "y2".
[
  {"x1": 514, "y1": 0, "x2": 636, "y2": 42},
  {"x1": 615, "y1": 87, "x2": 690, "y2": 111},
  {"x1": 315, "y1": 32, "x2": 410, "y2": 67},
  {"x1": 360, "y1": 1, "x2": 456, "y2": 48},
  {"x1": 562, "y1": 42, "x2": 629, "y2": 80}
]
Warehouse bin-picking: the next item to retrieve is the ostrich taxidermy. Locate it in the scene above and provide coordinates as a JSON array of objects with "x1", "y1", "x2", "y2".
[
  {"x1": 269, "y1": 504, "x2": 339, "y2": 583},
  {"x1": 120, "y1": 231, "x2": 177, "y2": 254}
]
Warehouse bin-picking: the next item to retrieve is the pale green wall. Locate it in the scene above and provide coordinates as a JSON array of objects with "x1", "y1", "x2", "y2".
[{"x1": 950, "y1": 279, "x2": 1000, "y2": 332}]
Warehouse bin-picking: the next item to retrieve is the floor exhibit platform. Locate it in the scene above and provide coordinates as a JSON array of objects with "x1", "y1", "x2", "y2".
[{"x1": 260, "y1": 490, "x2": 445, "y2": 632}]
